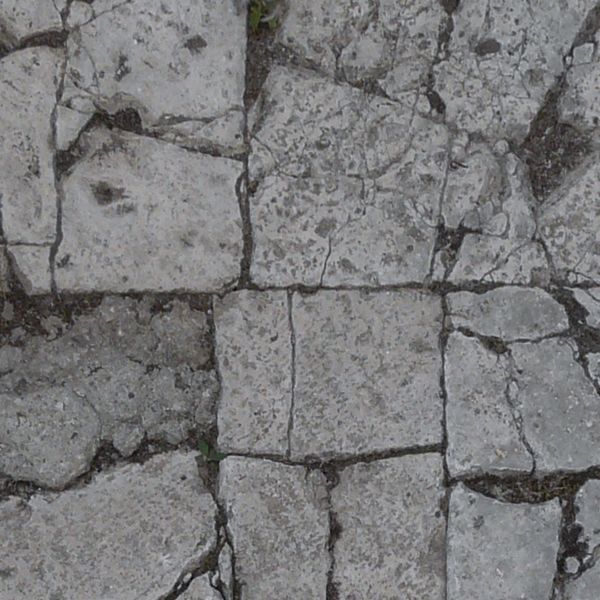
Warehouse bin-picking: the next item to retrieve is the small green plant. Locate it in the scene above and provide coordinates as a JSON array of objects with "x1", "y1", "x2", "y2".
[
  {"x1": 198, "y1": 439, "x2": 226, "y2": 462},
  {"x1": 249, "y1": 0, "x2": 280, "y2": 33}
]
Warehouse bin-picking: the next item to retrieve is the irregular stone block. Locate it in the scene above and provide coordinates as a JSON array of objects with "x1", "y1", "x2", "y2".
[
  {"x1": 447, "y1": 287, "x2": 569, "y2": 341},
  {"x1": 55, "y1": 128, "x2": 243, "y2": 292},
  {"x1": 447, "y1": 484, "x2": 560, "y2": 600},
  {"x1": 0, "y1": 452, "x2": 217, "y2": 600},
  {"x1": 249, "y1": 66, "x2": 447, "y2": 286},
  {"x1": 60, "y1": 0, "x2": 246, "y2": 150},
  {"x1": 434, "y1": 0, "x2": 596, "y2": 141},
  {"x1": 291, "y1": 290, "x2": 443, "y2": 459},
  {"x1": 332, "y1": 454, "x2": 445, "y2": 599},
  {"x1": 0, "y1": 296, "x2": 217, "y2": 486},
  {"x1": 539, "y1": 157, "x2": 600, "y2": 284},
  {"x1": 0, "y1": 48, "x2": 61, "y2": 244},
  {"x1": 445, "y1": 333, "x2": 533, "y2": 478},
  {"x1": 276, "y1": 0, "x2": 444, "y2": 99},
  {"x1": 218, "y1": 457, "x2": 329, "y2": 599},
  {"x1": 571, "y1": 287, "x2": 600, "y2": 328},
  {"x1": 6, "y1": 245, "x2": 52, "y2": 294},
  {"x1": 0, "y1": 0, "x2": 64, "y2": 45},
  {"x1": 215, "y1": 290, "x2": 292, "y2": 456}
]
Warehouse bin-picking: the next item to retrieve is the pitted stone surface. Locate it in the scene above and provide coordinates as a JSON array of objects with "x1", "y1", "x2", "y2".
[
  {"x1": 0, "y1": 47, "x2": 61, "y2": 245},
  {"x1": 249, "y1": 65, "x2": 447, "y2": 287},
  {"x1": 563, "y1": 480, "x2": 600, "y2": 599},
  {"x1": 218, "y1": 457, "x2": 329, "y2": 599},
  {"x1": 215, "y1": 290, "x2": 292, "y2": 456},
  {"x1": 332, "y1": 454, "x2": 445, "y2": 599},
  {"x1": 291, "y1": 290, "x2": 443, "y2": 459},
  {"x1": 447, "y1": 484, "x2": 561, "y2": 600},
  {"x1": 0, "y1": 452, "x2": 217, "y2": 600},
  {"x1": 59, "y1": 0, "x2": 246, "y2": 151},
  {"x1": 0, "y1": 296, "x2": 216, "y2": 487},
  {"x1": 447, "y1": 287, "x2": 569, "y2": 341},
  {"x1": 55, "y1": 128, "x2": 243, "y2": 292},
  {"x1": 276, "y1": 0, "x2": 445, "y2": 99},
  {"x1": 0, "y1": 1, "x2": 65, "y2": 46},
  {"x1": 433, "y1": 0, "x2": 596, "y2": 141}
]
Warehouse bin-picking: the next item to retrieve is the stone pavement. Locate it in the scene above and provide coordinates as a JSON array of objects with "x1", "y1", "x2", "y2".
[{"x1": 2, "y1": 0, "x2": 600, "y2": 598}]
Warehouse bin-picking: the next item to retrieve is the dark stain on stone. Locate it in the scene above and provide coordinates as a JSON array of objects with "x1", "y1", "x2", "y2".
[
  {"x1": 110, "y1": 108, "x2": 143, "y2": 134},
  {"x1": 474, "y1": 38, "x2": 501, "y2": 56},
  {"x1": 115, "y1": 53, "x2": 131, "y2": 81},
  {"x1": 426, "y1": 88, "x2": 446, "y2": 114},
  {"x1": 91, "y1": 182, "x2": 127, "y2": 206},
  {"x1": 184, "y1": 34, "x2": 208, "y2": 54}
]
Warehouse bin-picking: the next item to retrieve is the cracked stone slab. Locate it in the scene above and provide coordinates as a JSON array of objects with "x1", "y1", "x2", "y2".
[
  {"x1": 276, "y1": 0, "x2": 445, "y2": 99},
  {"x1": 59, "y1": 0, "x2": 246, "y2": 152},
  {"x1": 563, "y1": 480, "x2": 600, "y2": 599},
  {"x1": 215, "y1": 290, "x2": 292, "y2": 456},
  {"x1": 445, "y1": 332, "x2": 534, "y2": 478},
  {"x1": 447, "y1": 287, "x2": 569, "y2": 341},
  {"x1": 249, "y1": 65, "x2": 448, "y2": 286},
  {"x1": 434, "y1": 144, "x2": 549, "y2": 285},
  {"x1": 0, "y1": 296, "x2": 217, "y2": 487},
  {"x1": 447, "y1": 483, "x2": 561, "y2": 600},
  {"x1": 55, "y1": 128, "x2": 243, "y2": 292},
  {"x1": 0, "y1": 0, "x2": 65, "y2": 46},
  {"x1": 540, "y1": 156, "x2": 600, "y2": 284},
  {"x1": 433, "y1": 0, "x2": 597, "y2": 141},
  {"x1": 0, "y1": 451, "x2": 217, "y2": 600},
  {"x1": 332, "y1": 454, "x2": 445, "y2": 599},
  {"x1": 290, "y1": 290, "x2": 443, "y2": 459},
  {"x1": 446, "y1": 332, "x2": 600, "y2": 477},
  {"x1": 218, "y1": 457, "x2": 329, "y2": 599},
  {"x1": 0, "y1": 47, "x2": 61, "y2": 245}
]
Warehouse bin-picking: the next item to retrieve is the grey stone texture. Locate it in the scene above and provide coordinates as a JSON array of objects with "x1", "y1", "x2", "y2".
[
  {"x1": 0, "y1": 0, "x2": 65, "y2": 46},
  {"x1": 55, "y1": 129, "x2": 243, "y2": 292},
  {"x1": 59, "y1": 0, "x2": 246, "y2": 153},
  {"x1": 447, "y1": 484, "x2": 561, "y2": 600},
  {"x1": 332, "y1": 454, "x2": 445, "y2": 600},
  {"x1": 0, "y1": 296, "x2": 216, "y2": 487},
  {"x1": 218, "y1": 456, "x2": 330, "y2": 599},
  {"x1": 215, "y1": 290, "x2": 292, "y2": 456},
  {"x1": 0, "y1": 452, "x2": 217, "y2": 599},
  {"x1": 291, "y1": 290, "x2": 443, "y2": 459}
]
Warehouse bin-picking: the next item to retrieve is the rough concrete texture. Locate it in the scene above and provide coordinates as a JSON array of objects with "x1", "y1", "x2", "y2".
[
  {"x1": 0, "y1": 452, "x2": 217, "y2": 599},
  {"x1": 332, "y1": 454, "x2": 445, "y2": 600},
  {"x1": 55, "y1": 129, "x2": 243, "y2": 292},
  {"x1": 215, "y1": 290, "x2": 292, "y2": 456},
  {"x1": 4, "y1": 0, "x2": 600, "y2": 596},
  {"x1": 291, "y1": 290, "x2": 443, "y2": 459},
  {"x1": 0, "y1": 296, "x2": 216, "y2": 487},
  {"x1": 447, "y1": 483, "x2": 561, "y2": 600},
  {"x1": 218, "y1": 457, "x2": 330, "y2": 599}
]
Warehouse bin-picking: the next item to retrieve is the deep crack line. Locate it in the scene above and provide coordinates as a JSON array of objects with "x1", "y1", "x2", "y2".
[{"x1": 286, "y1": 290, "x2": 297, "y2": 459}]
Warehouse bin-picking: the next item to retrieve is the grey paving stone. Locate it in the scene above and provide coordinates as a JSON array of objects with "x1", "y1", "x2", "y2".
[
  {"x1": 180, "y1": 575, "x2": 222, "y2": 600},
  {"x1": 434, "y1": 146, "x2": 549, "y2": 284},
  {"x1": 433, "y1": 0, "x2": 596, "y2": 142},
  {"x1": 276, "y1": 0, "x2": 444, "y2": 99},
  {"x1": 218, "y1": 457, "x2": 330, "y2": 599},
  {"x1": 0, "y1": 47, "x2": 61, "y2": 245},
  {"x1": 0, "y1": 296, "x2": 217, "y2": 487},
  {"x1": 447, "y1": 483, "x2": 561, "y2": 600},
  {"x1": 5, "y1": 245, "x2": 52, "y2": 294},
  {"x1": 445, "y1": 333, "x2": 533, "y2": 478},
  {"x1": 331, "y1": 454, "x2": 445, "y2": 600},
  {"x1": 291, "y1": 290, "x2": 443, "y2": 459},
  {"x1": 0, "y1": 451, "x2": 217, "y2": 600},
  {"x1": 215, "y1": 290, "x2": 292, "y2": 456},
  {"x1": 249, "y1": 65, "x2": 447, "y2": 287},
  {"x1": 564, "y1": 480, "x2": 600, "y2": 599},
  {"x1": 446, "y1": 331, "x2": 600, "y2": 476},
  {"x1": 55, "y1": 128, "x2": 243, "y2": 292},
  {"x1": 0, "y1": 0, "x2": 65, "y2": 45},
  {"x1": 539, "y1": 156, "x2": 600, "y2": 284},
  {"x1": 447, "y1": 287, "x2": 569, "y2": 341},
  {"x1": 59, "y1": 0, "x2": 246, "y2": 152},
  {"x1": 571, "y1": 288, "x2": 600, "y2": 328}
]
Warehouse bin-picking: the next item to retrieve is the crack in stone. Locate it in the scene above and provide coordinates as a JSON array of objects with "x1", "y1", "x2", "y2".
[
  {"x1": 323, "y1": 465, "x2": 341, "y2": 600},
  {"x1": 286, "y1": 291, "x2": 297, "y2": 459}
]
